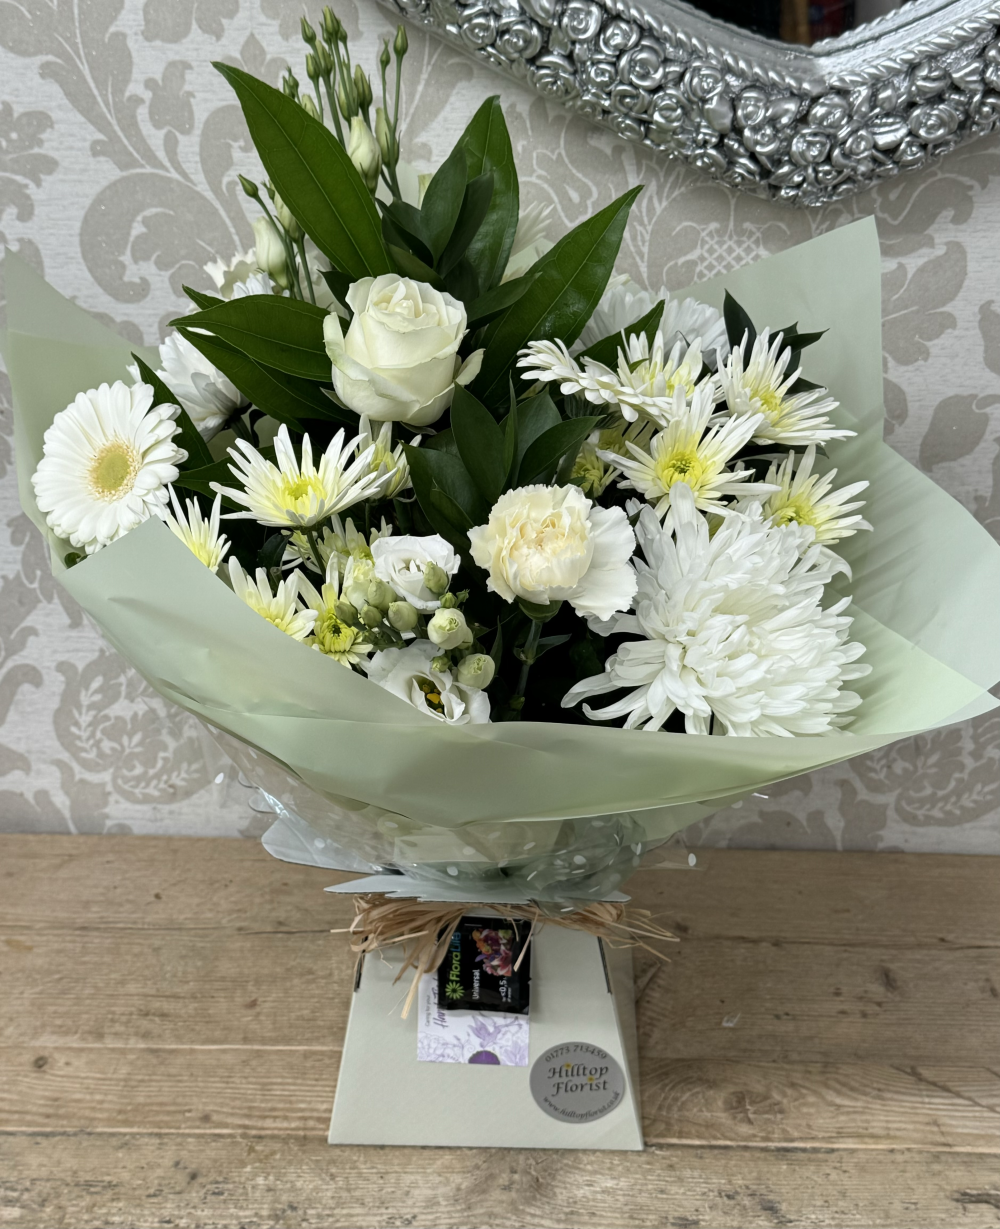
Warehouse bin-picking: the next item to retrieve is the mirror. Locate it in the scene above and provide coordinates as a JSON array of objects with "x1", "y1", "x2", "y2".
[{"x1": 391, "y1": 0, "x2": 1000, "y2": 206}]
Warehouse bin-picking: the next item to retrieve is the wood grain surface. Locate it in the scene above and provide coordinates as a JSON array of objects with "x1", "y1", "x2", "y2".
[{"x1": 2, "y1": 834, "x2": 999, "y2": 1228}]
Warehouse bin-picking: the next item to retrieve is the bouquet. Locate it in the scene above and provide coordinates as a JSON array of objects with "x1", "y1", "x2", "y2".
[{"x1": 6, "y1": 11, "x2": 1000, "y2": 905}]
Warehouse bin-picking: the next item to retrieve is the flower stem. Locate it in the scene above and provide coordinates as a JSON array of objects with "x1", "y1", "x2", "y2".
[
  {"x1": 512, "y1": 618, "x2": 543, "y2": 710},
  {"x1": 296, "y1": 235, "x2": 317, "y2": 304},
  {"x1": 305, "y1": 526, "x2": 326, "y2": 574}
]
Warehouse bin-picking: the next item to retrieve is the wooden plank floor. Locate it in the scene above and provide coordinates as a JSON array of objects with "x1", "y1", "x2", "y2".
[{"x1": 1, "y1": 834, "x2": 999, "y2": 1228}]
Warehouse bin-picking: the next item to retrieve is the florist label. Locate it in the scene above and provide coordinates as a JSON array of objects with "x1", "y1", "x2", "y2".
[{"x1": 529, "y1": 1042, "x2": 625, "y2": 1123}]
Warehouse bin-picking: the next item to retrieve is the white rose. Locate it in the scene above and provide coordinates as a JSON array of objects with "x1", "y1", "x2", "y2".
[
  {"x1": 324, "y1": 275, "x2": 484, "y2": 426},
  {"x1": 365, "y1": 641, "x2": 490, "y2": 725},
  {"x1": 468, "y1": 484, "x2": 637, "y2": 621},
  {"x1": 370, "y1": 533, "x2": 459, "y2": 612}
]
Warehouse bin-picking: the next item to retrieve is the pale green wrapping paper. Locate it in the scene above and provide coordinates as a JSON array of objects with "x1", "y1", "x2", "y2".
[{"x1": 5, "y1": 219, "x2": 1000, "y2": 894}]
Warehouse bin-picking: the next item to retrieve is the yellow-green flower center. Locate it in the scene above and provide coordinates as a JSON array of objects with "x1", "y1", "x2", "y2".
[
  {"x1": 770, "y1": 494, "x2": 821, "y2": 529},
  {"x1": 280, "y1": 473, "x2": 328, "y2": 508},
  {"x1": 654, "y1": 446, "x2": 709, "y2": 493},
  {"x1": 315, "y1": 611, "x2": 359, "y2": 658},
  {"x1": 89, "y1": 439, "x2": 140, "y2": 501},
  {"x1": 416, "y1": 676, "x2": 445, "y2": 714},
  {"x1": 755, "y1": 386, "x2": 786, "y2": 424}
]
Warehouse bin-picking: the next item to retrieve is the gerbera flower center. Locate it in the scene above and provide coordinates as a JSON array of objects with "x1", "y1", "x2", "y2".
[
  {"x1": 416, "y1": 676, "x2": 445, "y2": 714},
  {"x1": 88, "y1": 439, "x2": 141, "y2": 501}
]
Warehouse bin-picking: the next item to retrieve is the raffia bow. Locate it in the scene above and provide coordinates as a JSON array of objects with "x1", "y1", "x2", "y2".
[{"x1": 334, "y1": 893, "x2": 677, "y2": 1017}]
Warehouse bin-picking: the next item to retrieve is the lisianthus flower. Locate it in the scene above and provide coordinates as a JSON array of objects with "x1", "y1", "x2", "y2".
[
  {"x1": 371, "y1": 533, "x2": 459, "y2": 612},
  {"x1": 213, "y1": 424, "x2": 383, "y2": 528},
  {"x1": 365, "y1": 640, "x2": 490, "y2": 724},
  {"x1": 31, "y1": 380, "x2": 186, "y2": 555},
  {"x1": 563, "y1": 484, "x2": 870, "y2": 736},
  {"x1": 297, "y1": 561, "x2": 372, "y2": 668},
  {"x1": 468, "y1": 484, "x2": 636, "y2": 621},
  {"x1": 161, "y1": 489, "x2": 229, "y2": 571},
  {"x1": 603, "y1": 383, "x2": 774, "y2": 517},
  {"x1": 747, "y1": 446, "x2": 871, "y2": 546},
  {"x1": 152, "y1": 332, "x2": 248, "y2": 437},
  {"x1": 720, "y1": 329, "x2": 854, "y2": 447},
  {"x1": 227, "y1": 557, "x2": 317, "y2": 641}
]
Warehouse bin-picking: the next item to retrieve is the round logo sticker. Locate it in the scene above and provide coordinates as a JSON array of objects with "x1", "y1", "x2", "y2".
[{"x1": 529, "y1": 1042, "x2": 626, "y2": 1124}]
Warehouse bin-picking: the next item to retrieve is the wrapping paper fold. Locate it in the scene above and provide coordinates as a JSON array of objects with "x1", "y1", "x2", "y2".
[{"x1": 5, "y1": 218, "x2": 1000, "y2": 886}]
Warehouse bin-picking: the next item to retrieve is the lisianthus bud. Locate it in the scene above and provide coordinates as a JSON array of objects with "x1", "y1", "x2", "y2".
[
  {"x1": 252, "y1": 217, "x2": 290, "y2": 290},
  {"x1": 354, "y1": 65, "x2": 373, "y2": 111},
  {"x1": 273, "y1": 193, "x2": 303, "y2": 242},
  {"x1": 439, "y1": 591, "x2": 459, "y2": 609},
  {"x1": 347, "y1": 116, "x2": 381, "y2": 190},
  {"x1": 387, "y1": 600, "x2": 418, "y2": 632},
  {"x1": 427, "y1": 607, "x2": 473, "y2": 650},
  {"x1": 360, "y1": 603, "x2": 384, "y2": 628},
  {"x1": 394, "y1": 24, "x2": 408, "y2": 56},
  {"x1": 344, "y1": 581, "x2": 369, "y2": 610},
  {"x1": 456, "y1": 653, "x2": 495, "y2": 690},
  {"x1": 380, "y1": 40, "x2": 391, "y2": 73},
  {"x1": 375, "y1": 107, "x2": 395, "y2": 165},
  {"x1": 334, "y1": 599, "x2": 359, "y2": 626},
  {"x1": 423, "y1": 561, "x2": 450, "y2": 596},
  {"x1": 301, "y1": 15, "x2": 317, "y2": 44},
  {"x1": 238, "y1": 174, "x2": 260, "y2": 201},
  {"x1": 301, "y1": 93, "x2": 320, "y2": 121},
  {"x1": 366, "y1": 578, "x2": 396, "y2": 612},
  {"x1": 430, "y1": 654, "x2": 450, "y2": 673}
]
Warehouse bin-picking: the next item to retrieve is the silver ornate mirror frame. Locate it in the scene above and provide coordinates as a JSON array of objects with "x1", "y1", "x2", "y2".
[{"x1": 378, "y1": 0, "x2": 1000, "y2": 205}]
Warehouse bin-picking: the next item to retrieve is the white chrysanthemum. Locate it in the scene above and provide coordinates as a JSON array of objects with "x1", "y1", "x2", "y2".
[
  {"x1": 721, "y1": 329, "x2": 853, "y2": 447},
  {"x1": 502, "y1": 201, "x2": 554, "y2": 283},
  {"x1": 227, "y1": 557, "x2": 317, "y2": 641},
  {"x1": 297, "y1": 560, "x2": 372, "y2": 667},
  {"x1": 161, "y1": 489, "x2": 230, "y2": 571},
  {"x1": 204, "y1": 248, "x2": 260, "y2": 298},
  {"x1": 747, "y1": 446, "x2": 871, "y2": 546},
  {"x1": 31, "y1": 380, "x2": 186, "y2": 555},
  {"x1": 576, "y1": 276, "x2": 729, "y2": 365},
  {"x1": 357, "y1": 414, "x2": 411, "y2": 497},
  {"x1": 283, "y1": 514, "x2": 392, "y2": 576},
  {"x1": 231, "y1": 271, "x2": 274, "y2": 299},
  {"x1": 365, "y1": 640, "x2": 491, "y2": 724},
  {"x1": 563, "y1": 485, "x2": 870, "y2": 736},
  {"x1": 603, "y1": 383, "x2": 775, "y2": 516},
  {"x1": 519, "y1": 331, "x2": 714, "y2": 426},
  {"x1": 155, "y1": 332, "x2": 247, "y2": 437},
  {"x1": 213, "y1": 424, "x2": 382, "y2": 528}
]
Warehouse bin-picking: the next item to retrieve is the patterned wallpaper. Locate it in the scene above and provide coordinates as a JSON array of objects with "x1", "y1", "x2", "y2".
[{"x1": 0, "y1": 0, "x2": 998, "y2": 851}]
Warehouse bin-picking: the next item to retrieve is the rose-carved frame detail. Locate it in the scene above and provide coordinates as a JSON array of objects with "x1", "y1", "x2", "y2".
[{"x1": 377, "y1": 0, "x2": 1000, "y2": 205}]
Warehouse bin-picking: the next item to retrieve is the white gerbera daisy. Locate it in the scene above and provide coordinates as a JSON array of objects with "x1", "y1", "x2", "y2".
[
  {"x1": 518, "y1": 331, "x2": 713, "y2": 426},
  {"x1": 603, "y1": 383, "x2": 775, "y2": 516},
  {"x1": 749, "y1": 446, "x2": 871, "y2": 546},
  {"x1": 576, "y1": 276, "x2": 729, "y2": 366},
  {"x1": 213, "y1": 424, "x2": 383, "y2": 528},
  {"x1": 155, "y1": 331, "x2": 248, "y2": 437},
  {"x1": 204, "y1": 248, "x2": 260, "y2": 298},
  {"x1": 720, "y1": 329, "x2": 853, "y2": 447},
  {"x1": 227, "y1": 557, "x2": 317, "y2": 641},
  {"x1": 297, "y1": 560, "x2": 372, "y2": 668},
  {"x1": 31, "y1": 380, "x2": 186, "y2": 555},
  {"x1": 161, "y1": 489, "x2": 230, "y2": 571},
  {"x1": 563, "y1": 485, "x2": 870, "y2": 736}
]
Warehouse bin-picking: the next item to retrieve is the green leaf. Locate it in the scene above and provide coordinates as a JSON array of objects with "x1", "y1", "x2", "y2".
[
  {"x1": 177, "y1": 327, "x2": 351, "y2": 428},
  {"x1": 382, "y1": 203, "x2": 433, "y2": 266},
  {"x1": 387, "y1": 244, "x2": 444, "y2": 289},
  {"x1": 172, "y1": 458, "x2": 240, "y2": 505},
  {"x1": 214, "y1": 63, "x2": 389, "y2": 281},
  {"x1": 488, "y1": 620, "x2": 503, "y2": 668},
  {"x1": 518, "y1": 417, "x2": 600, "y2": 485},
  {"x1": 723, "y1": 290, "x2": 756, "y2": 353},
  {"x1": 501, "y1": 397, "x2": 518, "y2": 484},
  {"x1": 451, "y1": 386, "x2": 507, "y2": 504},
  {"x1": 578, "y1": 298, "x2": 665, "y2": 369},
  {"x1": 513, "y1": 391, "x2": 560, "y2": 471},
  {"x1": 420, "y1": 143, "x2": 467, "y2": 264},
  {"x1": 320, "y1": 269, "x2": 352, "y2": 317},
  {"x1": 172, "y1": 296, "x2": 330, "y2": 381},
  {"x1": 459, "y1": 97, "x2": 519, "y2": 292},
  {"x1": 473, "y1": 187, "x2": 641, "y2": 407},
  {"x1": 465, "y1": 273, "x2": 536, "y2": 329},
  {"x1": 439, "y1": 172, "x2": 494, "y2": 277},
  {"x1": 130, "y1": 352, "x2": 213, "y2": 470},
  {"x1": 404, "y1": 445, "x2": 487, "y2": 548},
  {"x1": 430, "y1": 487, "x2": 474, "y2": 532},
  {"x1": 182, "y1": 285, "x2": 224, "y2": 311}
]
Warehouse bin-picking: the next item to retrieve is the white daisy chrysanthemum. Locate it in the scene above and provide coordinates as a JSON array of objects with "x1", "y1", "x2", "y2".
[
  {"x1": 501, "y1": 201, "x2": 554, "y2": 283},
  {"x1": 720, "y1": 329, "x2": 854, "y2": 447},
  {"x1": 356, "y1": 414, "x2": 412, "y2": 498},
  {"x1": 231, "y1": 271, "x2": 274, "y2": 299},
  {"x1": 154, "y1": 332, "x2": 248, "y2": 437},
  {"x1": 297, "y1": 560, "x2": 372, "y2": 668},
  {"x1": 161, "y1": 489, "x2": 230, "y2": 571},
  {"x1": 204, "y1": 248, "x2": 260, "y2": 298},
  {"x1": 213, "y1": 424, "x2": 383, "y2": 528},
  {"x1": 602, "y1": 383, "x2": 775, "y2": 516},
  {"x1": 31, "y1": 380, "x2": 186, "y2": 555},
  {"x1": 749, "y1": 446, "x2": 871, "y2": 546},
  {"x1": 518, "y1": 331, "x2": 712, "y2": 426},
  {"x1": 227, "y1": 557, "x2": 317, "y2": 641},
  {"x1": 575, "y1": 276, "x2": 729, "y2": 366},
  {"x1": 562, "y1": 484, "x2": 870, "y2": 736}
]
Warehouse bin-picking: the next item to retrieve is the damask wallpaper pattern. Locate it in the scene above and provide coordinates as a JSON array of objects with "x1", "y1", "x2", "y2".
[{"x1": 0, "y1": 0, "x2": 998, "y2": 850}]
